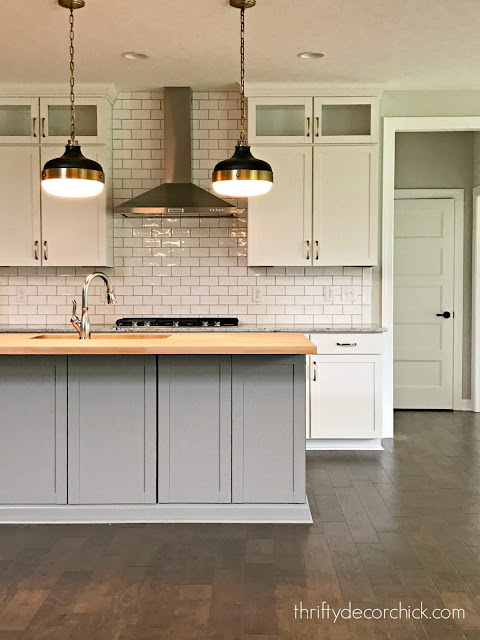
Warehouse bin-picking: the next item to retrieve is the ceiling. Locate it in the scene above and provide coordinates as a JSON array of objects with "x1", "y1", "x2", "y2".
[{"x1": 3, "y1": 0, "x2": 480, "y2": 91}]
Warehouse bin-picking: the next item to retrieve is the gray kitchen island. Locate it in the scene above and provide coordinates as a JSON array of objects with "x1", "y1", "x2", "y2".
[{"x1": 0, "y1": 332, "x2": 315, "y2": 524}]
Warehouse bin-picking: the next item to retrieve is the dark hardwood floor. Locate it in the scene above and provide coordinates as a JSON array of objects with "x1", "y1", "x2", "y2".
[{"x1": 2, "y1": 411, "x2": 480, "y2": 638}]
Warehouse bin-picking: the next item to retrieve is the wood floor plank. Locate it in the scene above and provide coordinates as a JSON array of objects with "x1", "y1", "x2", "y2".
[{"x1": 0, "y1": 590, "x2": 50, "y2": 631}]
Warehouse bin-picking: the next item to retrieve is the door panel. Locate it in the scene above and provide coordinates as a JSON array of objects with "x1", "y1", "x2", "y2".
[
  {"x1": 0, "y1": 357, "x2": 67, "y2": 504},
  {"x1": 310, "y1": 355, "x2": 381, "y2": 439},
  {"x1": 68, "y1": 356, "x2": 156, "y2": 504},
  {"x1": 0, "y1": 146, "x2": 41, "y2": 266},
  {"x1": 157, "y1": 356, "x2": 231, "y2": 504},
  {"x1": 313, "y1": 145, "x2": 378, "y2": 266},
  {"x1": 40, "y1": 146, "x2": 107, "y2": 266},
  {"x1": 248, "y1": 146, "x2": 312, "y2": 266},
  {"x1": 394, "y1": 198, "x2": 455, "y2": 408}
]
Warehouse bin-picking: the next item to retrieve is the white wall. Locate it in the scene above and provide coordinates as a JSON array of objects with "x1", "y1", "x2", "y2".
[{"x1": 394, "y1": 131, "x2": 474, "y2": 399}]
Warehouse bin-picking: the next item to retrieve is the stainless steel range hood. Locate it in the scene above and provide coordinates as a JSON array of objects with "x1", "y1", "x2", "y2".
[{"x1": 115, "y1": 87, "x2": 238, "y2": 217}]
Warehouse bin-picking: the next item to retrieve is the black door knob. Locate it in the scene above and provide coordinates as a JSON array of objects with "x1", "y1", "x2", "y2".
[{"x1": 436, "y1": 311, "x2": 451, "y2": 319}]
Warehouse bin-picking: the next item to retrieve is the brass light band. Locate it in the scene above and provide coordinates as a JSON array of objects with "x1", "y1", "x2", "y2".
[
  {"x1": 42, "y1": 167, "x2": 105, "y2": 183},
  {"x1": 212, "y1": 169, "x2": 273, "y2": 182}
]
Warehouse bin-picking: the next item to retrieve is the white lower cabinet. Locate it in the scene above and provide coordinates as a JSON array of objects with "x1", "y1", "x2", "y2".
[{"x1": 308, "y1": 333, "x2": 384, "y2": 444}]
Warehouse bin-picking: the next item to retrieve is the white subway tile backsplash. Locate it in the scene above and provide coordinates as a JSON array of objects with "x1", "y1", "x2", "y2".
[{"x1": 0, "y1": 89, "x2": 372, "y2": 327}]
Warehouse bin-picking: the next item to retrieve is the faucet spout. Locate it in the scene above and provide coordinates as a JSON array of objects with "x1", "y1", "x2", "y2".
[{"x1": 71, "y1": 272, "x2": 116, "y2": 340}]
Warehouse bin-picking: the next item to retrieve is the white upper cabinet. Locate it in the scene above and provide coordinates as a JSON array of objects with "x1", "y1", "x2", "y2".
[
  {"x1": 40, "y1": 146, "x2": 110, "y2": 267},
  {"x1": 0, "y1": 98, "x2": 39, "y2": 143},
  {"x1": 248, "y1": 146, "x2": 313, "y2": 266},
  {"x1": 0, "y1": 86, "x2": 114, "y2": 267},
  {"x1": 248, "y1": 98, "x2": 313, "y2": 144},
  {"x1": 39, "y1": 97, "x2": 109, "y2": 145},
  {"x1": 0, "y1": 146, "x2": 41, "y2": 266},
  {"x1": 313, "y1": 97, "x2": 379, "y2": 144},
  {"x1": 248, "y1": 95, "x2": 378, "y2": 145},
  {"x1": 313, "y1": 145, "x2": 378, "y2": 266}
]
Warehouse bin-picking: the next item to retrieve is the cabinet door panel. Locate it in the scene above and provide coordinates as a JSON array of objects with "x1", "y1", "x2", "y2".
[
  {"x1": 313, "y1": 145, "x2": 378, "y2": 266},
  {"x1": 248, "y1": 97, "x2": 313, "y2": 144},
  {"x1": 0, "y1": 356, "x2": 67, "y2": 504},
  {"x1": 158, "y1": 356, "x2": 231, "y2": 504},
  {"x1": 248, "y1": 146, "x2": 312, "y2": 266},
  {"x1": 68, "y1": 356, "x2": 156, "y2": 504},
  {"x1": 232, "y1": 355, "x2": 306, "y2": 504},
  {"x1": 39, "y1": 97, "x2": 105, "y2": 145},
  {"x1": 0, "y1": 98, "x2": 39, "y2": 143},
  {"x1": 310, "y1": 355, "x2": 382, "y2": 439},
  {"x1": 0, "y1": 146, "x2": 41, "y2": 266},
  {"x1": 40, "y1": 146, "x2": 108, "y2": 266}
]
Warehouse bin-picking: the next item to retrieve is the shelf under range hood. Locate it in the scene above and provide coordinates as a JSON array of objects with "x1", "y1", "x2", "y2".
[{"x1": 115, "y1": 87, "x2": 239, "y2": 218}]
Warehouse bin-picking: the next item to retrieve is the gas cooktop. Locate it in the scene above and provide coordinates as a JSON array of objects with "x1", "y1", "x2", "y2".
[{"x1": 115, "y1": 317, "x2": 239, "y2": 328}]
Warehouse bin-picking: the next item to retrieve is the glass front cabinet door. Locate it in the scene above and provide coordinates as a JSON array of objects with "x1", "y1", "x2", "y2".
[
  {"x1": 313, "y1": 97, "x2": 379, "y2": 144},
  {"x1": 248, "y1": 98, "x2": 313, "y2": 144},
  {"x1": 39, "y1": 97, "x2": 106, "y2": 144},
  {"x1": 0, "y1": 99, "x2": 39, "y2": 143}
]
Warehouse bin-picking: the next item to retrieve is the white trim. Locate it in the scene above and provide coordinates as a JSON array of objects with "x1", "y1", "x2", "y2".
[
  {"x1": 382, "y1": 117, "x2": 480, "y2": 435},
  {"x1": 394, "y1": 189, "x2": 465, "y2": 411},
  {"x1": 307, "y1": 438, "x2": 383, "y2": 451},
  {"x1": 245, "y1": 83, "x2": 384, "y2": 98},
  {"x1": 0, "y1": 83, "x2": 118, "y2": 104},
  {"x1": 0, "y1": 501, "x2": 312, "y2": 525},
  {"x1": 473, "y1": 185, "x2": 480, "y2": 412}
]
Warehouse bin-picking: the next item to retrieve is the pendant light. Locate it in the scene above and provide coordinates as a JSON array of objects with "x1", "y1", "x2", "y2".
[
  {"x1": 212, "y1": 0, "x2": 273, "y2": 197},
  {"x1": 42, "y1": 0, "x2": 105, "y2": 198}
]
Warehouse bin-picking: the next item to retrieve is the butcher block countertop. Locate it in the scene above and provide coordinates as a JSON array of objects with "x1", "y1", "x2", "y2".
[{"x1": 0, "y1": 332, "x2": 316, "y2": 355}]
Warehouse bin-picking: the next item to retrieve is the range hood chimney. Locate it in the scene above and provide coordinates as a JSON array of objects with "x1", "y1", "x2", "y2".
[{"x1": 115, "y1": 87, "x2": 238, "y2": 217}]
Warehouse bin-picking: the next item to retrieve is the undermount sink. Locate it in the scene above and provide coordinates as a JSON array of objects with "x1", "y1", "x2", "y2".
[{"x1": 31, "y1": 333, "x2": 172, "y2": 340}]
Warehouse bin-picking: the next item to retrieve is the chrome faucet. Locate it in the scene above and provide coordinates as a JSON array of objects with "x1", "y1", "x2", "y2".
[{"x1": 71, "y1": 272, "x2": 117, "y2": 339}]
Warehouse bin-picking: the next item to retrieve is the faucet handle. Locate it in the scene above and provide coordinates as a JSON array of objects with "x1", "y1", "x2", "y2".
[{"x1": 71, "y1": 299, "x2": 80, "y2": 322}]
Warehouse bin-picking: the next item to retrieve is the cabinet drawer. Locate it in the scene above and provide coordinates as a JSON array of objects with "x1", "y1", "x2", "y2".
[{"x1": 309, "y1": 332, "x2": 384, "y2": 355}]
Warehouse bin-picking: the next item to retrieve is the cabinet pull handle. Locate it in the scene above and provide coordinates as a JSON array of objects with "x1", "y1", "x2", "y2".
[
  {"x1": 336, "y1": 342, "x2": 357, "y2": 347},
  {"x1": 315, "y1": 116, "x2": 320, "y2": 137},
  {"x1": 306, "y1": 117, "x2": 311, "y2": 137},
  {"x1": 315, "y1": 240, "x2": 319, "y2": 260},
  {"x1": 41, "y1": 117, "x2": 46, "y2": 137},
  {"x1": 32, "y1": 117, "x2": 37, "y2": 138},
  {"x1": 313, "y1": 361, "x2": 317, "y2": 382},
  {"x1": 34, "y1": 240, "x2": 39, "y2": 260},
  {"x1": 306, "y1": 240, "x2": 310, "y2": 260},
  {"x1": 43, "y1": 240, "x2": 48, "y2": 261}
]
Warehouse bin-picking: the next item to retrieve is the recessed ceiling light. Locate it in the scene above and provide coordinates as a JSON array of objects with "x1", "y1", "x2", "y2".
[
  {"x1": 121, "y1": 51, "x2": 149, "y2": 60},
  {"x1": 297, "y1": 51, "x2": 325, "y2": 60}
]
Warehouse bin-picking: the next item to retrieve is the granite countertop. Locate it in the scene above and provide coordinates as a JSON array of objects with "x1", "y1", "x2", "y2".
[{"x1": 0, "y1": 324, "x2": 386, "y2": 334}]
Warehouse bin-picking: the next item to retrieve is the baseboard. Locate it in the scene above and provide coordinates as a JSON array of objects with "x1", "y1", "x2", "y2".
[
  {"x1": 307, "y1": 438, "x2": 383, "y2": 451},
  {"x1": 0, "y1": 500, "x2": 313, "y2": 525},
  {"x1": 454, "y1": 399, "x2": 473, "y2": 411}
]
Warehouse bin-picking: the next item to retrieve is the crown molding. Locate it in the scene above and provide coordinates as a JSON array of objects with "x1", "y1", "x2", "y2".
[
  {"x1": 0, "y1": 83, "x2": 118, "y2": 104},
  {"x1": 244, "y1": 82, "x2": 384, "y2": 98}
]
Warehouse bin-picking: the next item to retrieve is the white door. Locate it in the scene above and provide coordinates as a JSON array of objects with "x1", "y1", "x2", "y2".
[
  {"x1": 0, "y1": 146, "x2": 41, "y2": 266},
  {"x1": 310, "y1": 355, "x2": 381, "y2": 439},
  {"x1": 313, "y1": 145, "x2": 378, "y2": 266},
  {"x1": 247, "y1": 146, "x2": 312, "y2": 266},
  {"x1": 40, "y1": 146, "x2": 108, "y2": 267},
  {"x1": 394, "y1": 198, "x2": 455, "y2": 409}
]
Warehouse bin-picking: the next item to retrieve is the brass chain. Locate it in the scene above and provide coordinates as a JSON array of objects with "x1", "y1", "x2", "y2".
[
  {"x1": 239, "y1": 7, "x2": 247, "y2": 145},
  {"x1": 69, "y1": 7, "x2": 77, "y2": 144}
]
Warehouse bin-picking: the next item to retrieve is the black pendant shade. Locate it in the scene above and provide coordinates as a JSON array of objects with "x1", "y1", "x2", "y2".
[
  {"x1": 42, "y1": 145, "x2": 105, "y2": 198},
  {"x1": 212, "y1": 144, "x2": 273, "y2": 197}
]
